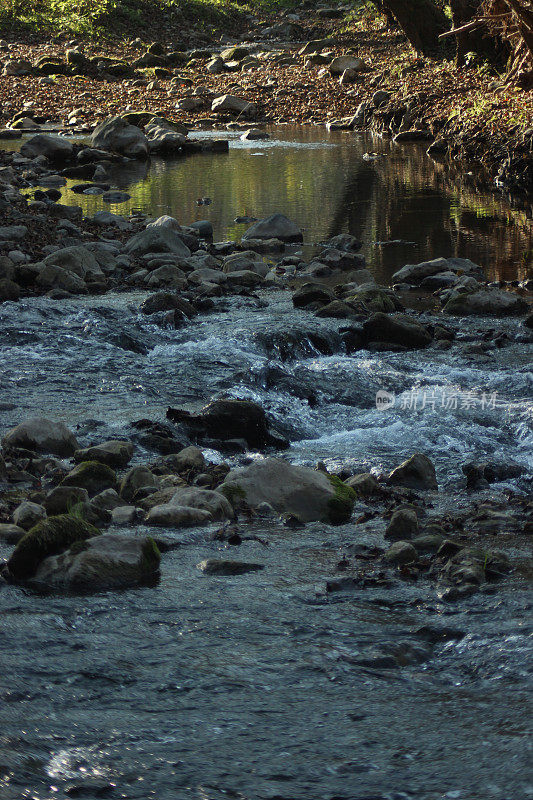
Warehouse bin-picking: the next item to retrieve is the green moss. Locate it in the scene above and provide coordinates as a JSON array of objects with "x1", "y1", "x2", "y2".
[
  {"x1": 61, "y1": 460, "x2": 117, "y2": 495},
  {"x1": 141, "y1": 537, "x2": 161, "y2": 572},
  {"x1": 8, "y1": 514, "x2": 100, "y2": 580},
  {"x1": 326, "y1": 475, "x2": 356, "y2": 525},
  {"x1": 219, "y1": 482, "x2": 246, "y2": 507}
]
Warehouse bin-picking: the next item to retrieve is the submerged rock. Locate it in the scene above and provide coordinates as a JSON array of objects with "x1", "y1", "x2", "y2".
[
  {"x1": 7, "y1": 514, "x2": 100, "y2": 580},
  {"x1": 197, "y1": 558, "x2": 264, "y2": 575},
  {"x1": 2, "y1": 417, "x2": 78, "y2": 456},
  {"x1": 32, "y1": 533, "x2": 160, "y2": 591},
  {"x1": 220, "y1": 458, "x2": 356, "y2": 524}
]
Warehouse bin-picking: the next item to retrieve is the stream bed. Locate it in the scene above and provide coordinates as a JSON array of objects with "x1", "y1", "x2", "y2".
[{"x1": 0, "y1": 126, "x2": 532, "y2": 800}]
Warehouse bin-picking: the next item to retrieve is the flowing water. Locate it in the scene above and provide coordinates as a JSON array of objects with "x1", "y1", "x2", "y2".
[{"x1": 1, "y1": 127, "x2": 532, "y2": 800}]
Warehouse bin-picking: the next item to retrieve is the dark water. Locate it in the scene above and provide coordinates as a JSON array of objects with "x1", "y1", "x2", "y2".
[
  {"x1": 17, "y1": 125, "x2": 533, "y2": 283},
  {"x1": 1, "y1": 128, "x2": 532, "y2": 800}
]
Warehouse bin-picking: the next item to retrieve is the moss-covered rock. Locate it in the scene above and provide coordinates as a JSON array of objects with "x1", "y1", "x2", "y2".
[
  {"x1": 7, "y1": 514, "x2": 101, "y2": 580},
  {"x1": 326, "y1": 475, "x2": 356, "y2": 524},
  {"x1": 61, "y1": 460, "x2": 117, "y2": 496}
]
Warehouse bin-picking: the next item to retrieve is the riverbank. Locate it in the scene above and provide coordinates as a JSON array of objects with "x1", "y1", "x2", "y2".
[{"x1": 0, "y1": 3, "x2": 532, "y2": 195}]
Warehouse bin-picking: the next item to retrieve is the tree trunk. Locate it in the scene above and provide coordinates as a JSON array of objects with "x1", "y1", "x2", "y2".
[
  {"x1": 381, "y1": 0, "x2": 450, "y2": 54},
  {"x1": 450, "y1": 0, "x2": 509, "y2": 66}
]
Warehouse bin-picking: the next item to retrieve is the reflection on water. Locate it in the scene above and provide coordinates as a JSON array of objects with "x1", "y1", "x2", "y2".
[{"x1": 47, "y1": 125, "x2": 533, "y2": 284}]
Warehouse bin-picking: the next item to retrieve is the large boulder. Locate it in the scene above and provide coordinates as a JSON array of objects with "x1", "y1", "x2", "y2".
[
  {"x1": 7, "y1": 514, "x2": 100, "y2": 580},
  {"x1": 2, "y1": 417, "x2": 78, "y2": 456},
  {"x1": 362, "y1": 312, "x2": 432, "y2": 349},
  {"x1": 36, "y1": 264, "x2": 87, "y2": 294},
  {"x1": 167, "y1": 398, "x2": 287, "y2": 450},
  {"x1": 91, "y1": 116, "x2": 149, "y2": 159},
  {"x1": 32, "y1": 534, "x2": 160, "y2": 591},
  {"x1": 387, "y1": 454, "x2": 438, "y2": 491},
  {"x1": 442, "y1": 288, "x2": 528, "y2": 316},
  {"x1": 219, "y1": 459, "x2": 356, "y2": 524},
  {"x1": 123, "y1": 223, "x2": 191, "y2": 257},
  {"x1": 20, "y1": 134, "x2": 74, "y2": 163},
  {"x1": 242, "y1": 214, "x2": 303, "y2": 243},
  {"x1": 392, "y1": 257, "x2": 481, "y2": 286}
]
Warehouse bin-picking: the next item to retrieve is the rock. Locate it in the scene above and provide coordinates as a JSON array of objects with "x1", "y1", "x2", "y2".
[
  {"x1": 20, "y1": 134, "x2": 73, "y2": 162},
  {"x1": 385, "y1": 509, "x2": 419, "y2": 541},
  {"x1": 3, "y1": 58, "x2": 32, "y2": 76},
  {"x1": 91, "y1": 488, "x2": 125, "y2": 512},
  {"x1": 166, "y1": 445, "x2": 205, "y2": 472},
  {"x1": 32, "y1": 533, "x2": 160, "y2": 591},
  {"x1": 2, "y1": 417, "x2": 78, "y2": 456},
  {"x1": 7, "y1": 514, "x2": 100, "y2": 580},
  {"x1": 43, "y1": 246, "x2": 104, "y2": 281},
  {"x1": 442, "y1": 288, "x2": 528, "y2": 316},
  {"x1": 197, "y1": 559, "x2": 264, "y2": 575},
  {"x1": 207, "y1": 57, "x2": 226, "y2": 74},
  {"x1": 345, "y1": 472, "x2": 380, "y2": 496},
  {"x1": 385, "y1": 541, "x2": 418, "y2": 564},
  {"x1": 91, "y1": 116, "x2": 149, "y2": 158},
  {"x1": 220, "y1": 459, "x2": 356, "y2": 524},
  {"x1": 167, "y1": 398, "x2": 287, "y2": 450},
  {"x1": 372, "y1": 90, "x2": 391, "y2": 107},
  {"x1": 145, "y1": 503, "x2": 211, "y2": 527},
  {"x1": 292, "y1": 283, "x2": 334, "y2": 308},
  {"x1": 13, "y1": 501, "x2": 47, "y2": 531},
  {"x1": 61, "y1": 461, "x2": 117, "y2": 496},
  {"x1": 412, "y1": 533, "x2": 444, "y2": 553},
  {"x1": 0, "y1": 225, "x2": 27, "y2": 240},
  {"x1": 37, "y1": 264, "x2": 87, "y2": 294},
  {"x1": 211, "y1": 94, "x2": 256, "y2": 116},
  {"x1": 241, "y1": 128, "x2": 270, "y2": 140},
  {"x1": 120, "y1": 465, "x2": 157, "y2": 501},
  {"x1": 124, "y1": 224, "x2": 191, "y2": 258},
  {"x1": 73, "y1": 439, "x2": 134, "y2": 467},
  {"x1": 111, "y1": 506, "x2": 139, "y2": 526},
  {"x1": 145, "y1": 118, "x2": 188, "y2": 154},
  {"x1": 392, "y1": 257, "x2": 481, "y2": 286},
  {"x1": 169, "y1": 487, "x2": 233, "y2": 520},
  {"x1": 394, "y1": 130, "x2": 434, "y2": 143},
  {"x1": 329, "y1": 55, "x2": 365, "y2": 75},
  {"x1": 362, "y1": 312, "x2": 432, "y2": 349},
  {"x1": 242, "y1": 213, "x2": 303, "y2": 243},
  {"x1": 0, "y1": 278, "x2": 20, "y2": 301},
  {"x1": 315, "y1": 300, "x2": 359, "y2": 319},
  {"x1": 0, "y1": 523, "x2": 26, "y2": 544},
  {"x1": 388, "y1": 454, "x2": 438, "y2": 491},
  {"x1": 44, "y1": 486, "x2": 90, "y2": 515},
  {"x1": 323, "y1": 233, "x2": 362, "y2": 252}
]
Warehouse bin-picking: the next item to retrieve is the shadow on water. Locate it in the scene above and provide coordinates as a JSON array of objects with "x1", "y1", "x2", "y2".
[{"x1": 44, "y1": 124, "x2": 533, "y2": 284}]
